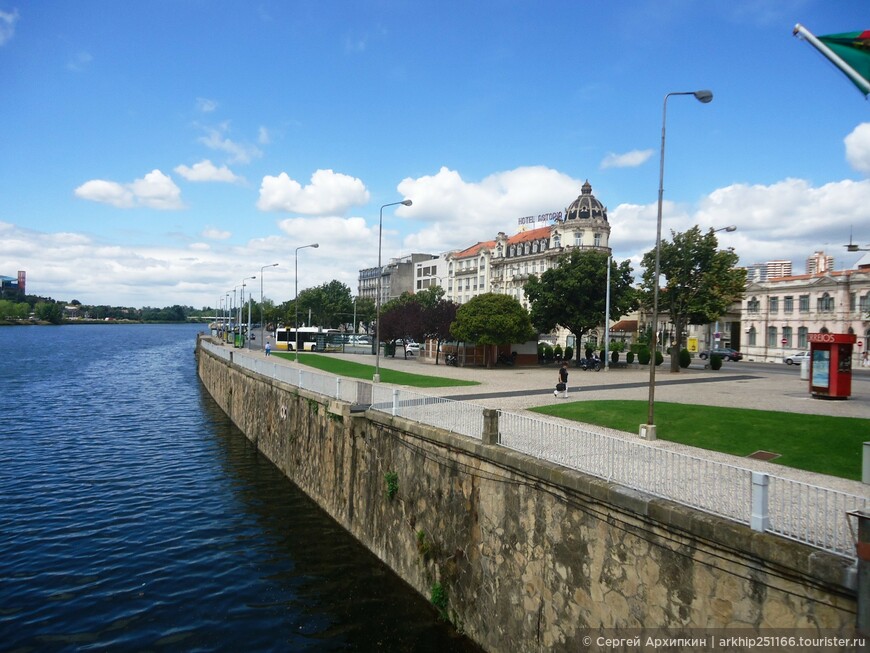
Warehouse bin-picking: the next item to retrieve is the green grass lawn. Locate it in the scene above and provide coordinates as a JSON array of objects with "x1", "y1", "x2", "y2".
[
  {"x1": 276, "y1": 352, "x2": 479, "y2": 388},
  {"x1": 530, "y1": 400, "x2": 869, "y2": 481}
]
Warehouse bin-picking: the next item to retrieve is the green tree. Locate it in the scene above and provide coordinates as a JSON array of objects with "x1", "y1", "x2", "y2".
[
  {"x1": 296, "y1": 280, "x2": 354, "y2": 329},
  {"x1": 641, "y1": 226, "x2": 746, "y2": 372},
  {"x1": 524, "y1": 249, "x2": 638, "y2": 365},
  {"x1": 34, "y1": 300, "x2": 63, "y2": 324},
  {"x1": 379, "y1": 294, "x2": 425, "y2": 356},
  {"x1": 450, "y1": 293, "x2": 535, "y2": 367}
]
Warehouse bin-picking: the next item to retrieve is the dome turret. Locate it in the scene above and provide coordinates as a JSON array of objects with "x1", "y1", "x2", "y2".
[{"x1": 563, "y1": 180, "x2": 608, "y2": 223}]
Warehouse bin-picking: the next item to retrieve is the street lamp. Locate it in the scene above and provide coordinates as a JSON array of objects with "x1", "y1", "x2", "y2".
[
  {"x1": 260, "y1": 263, "x2": 279, "y2": 350},
  {"x1": 643, "y1": 89, "x2": 713, "y2": 440},
  {"x1": 238, "y1": 277, "x2": 255, "y2": 348},
  {"x1": 374, "y1": 199, "x2": 413, "y2": 383},
  {"x1": 295, "y1": 243, "x2": 319, "y2": 361}
]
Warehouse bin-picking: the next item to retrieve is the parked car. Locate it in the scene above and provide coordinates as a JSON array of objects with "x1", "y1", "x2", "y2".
[
  {"x1": 784, "y1": 351, "x2": 810, "y2": 365},
  {"x1": 396, "y1": 339, "x2": 420, "y2": 356},
  {"x1": 698, "y1": 347, "x2": 743, "y2": 362}
]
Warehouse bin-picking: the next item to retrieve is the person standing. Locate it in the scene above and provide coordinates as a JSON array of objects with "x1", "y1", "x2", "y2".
[{"x1": 555, "y1": 362, "x2": 569, "y2": 398}]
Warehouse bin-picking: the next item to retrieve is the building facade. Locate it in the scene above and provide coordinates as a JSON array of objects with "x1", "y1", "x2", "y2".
[
  {"x1": 741, "y1": 263, "x2": 870, "y2": 363},
  {"x1": 358, "y1": 253, "x2": 437, "y2": 306}
]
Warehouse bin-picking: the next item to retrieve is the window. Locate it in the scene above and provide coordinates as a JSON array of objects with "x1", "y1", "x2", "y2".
[
  {"x1": 782, "y1": 326, "x2": 792, "y2": 348},
  {"x1": 799, "y1": 295, "x2": 810, "y2": 313},
  {"x1": 574, "y1": 231, "x2": 582, "y2": 247},
  {"x1": 798, "y1": 327, "x2": 808, "y2": 348},
  {"x1": 768, "y1": 296, "x2": 778, "y2": 313},
  {"x1": 532, "y1": 242, "x2": 538, "y2": 253},
  {"x1": 594, "y1": 233, "x2": 601, "y2": 247},
  {"x1": 850, "y1": 292, "x2": 856, "y2": 312},
  {"x1": 817, "y1": 292, "x2": 834, "y2": 313},
  {"x1": 747, "y1": 297, "x2": 760, "y2": 313},
  {"x1": 747, "y1": 326, "x2": 757, "y2": 346},
  {"x1": 784, "y1": 296, "x2": 793, "y2": 313},
  {"x1": 767, "y1": 326, "x2": 777, "y2": 347},
  {"x1": 861, "y1": 294, "x2": 870, "y2": 314}
]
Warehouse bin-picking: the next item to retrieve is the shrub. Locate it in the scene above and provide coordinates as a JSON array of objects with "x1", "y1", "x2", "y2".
[
  {"x1": 553, "y1": 344, "x2": 563, "y2": 361},
  {"x1": 585, "y1": 346, "x2": 593, "y2": 359},
  {"x1": 678, "y1": 348, "x2": 691, "y2": 368},
  {"x1": 710, "y1": 353, "x2": 723, "y2": 370},
  {"x1": 655, "y1": 350, "x2": 664, "y2": 366},
  {"x1": 610, "y1": 350, "x2": 619, "y2": 364},
  {"x1": 543, "y1": 344, "x2": 553, "y2": 362},
  {"x1": 637, "y1": 348, "x2": 650, "y2": 365},
  {"x1": 626, "y1": 350, "x2": 635, "y2": 364},
  {"x1": 599, "y1": 349, "x2": 606, "y2": 362},
  {"x1": 564, "y1": 346, "x2": 573, "y2": 362}
]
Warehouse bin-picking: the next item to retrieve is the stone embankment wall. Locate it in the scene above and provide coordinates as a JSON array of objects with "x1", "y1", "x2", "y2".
[{"x1": 196, "y1": 338, "x2": 858, "y2": 652}]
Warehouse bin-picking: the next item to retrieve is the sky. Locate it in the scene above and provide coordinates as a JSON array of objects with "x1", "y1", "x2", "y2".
[{"x1": 2, "y1": 1, "x2": 870, "y2": 309}]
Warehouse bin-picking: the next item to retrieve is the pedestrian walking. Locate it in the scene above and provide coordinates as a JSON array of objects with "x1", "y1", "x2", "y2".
[
  {"x1": 554, "y1": 362, "x2": 569, "y2": 398},
  {"x1": 265, "y1": 341, "x2": 271, "y2": 356}
]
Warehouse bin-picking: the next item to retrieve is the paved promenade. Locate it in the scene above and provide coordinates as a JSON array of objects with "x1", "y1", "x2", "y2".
[{"x1": 240, "y1": 345, "x2": 869, "y2": 499}]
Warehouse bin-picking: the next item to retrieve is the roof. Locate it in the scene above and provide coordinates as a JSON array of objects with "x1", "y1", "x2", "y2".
[
  {"x1": 507, "y1": 226, "x2": 551, "y2": 244},
  {"x1": 610, "y1": 320, "x2": 638, "y2": 332},
  {"x1": 452, "y1": 241, "x2": 495, "y2": 259}
]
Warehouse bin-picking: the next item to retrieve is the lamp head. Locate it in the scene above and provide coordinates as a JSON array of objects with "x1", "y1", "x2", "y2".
[
  {"x1": 847, "y1": 244, "x2": 859, "y2": 252},
  {"x1": 311, "y1": 243, "x2": 319, "y2": 248},
  {"x1": 724, "y1": 225, "x2": 736, "y2": 232},
  {"x1": 693, "y1": 90, "x2": 713, "y2": 103},
  {"x1": 401, "y1": 199, "x2": 413, "y2": 206}
]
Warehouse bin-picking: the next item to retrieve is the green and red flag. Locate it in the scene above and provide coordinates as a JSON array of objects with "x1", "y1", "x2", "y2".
[{"x1": 794, "y1": 24, "x2": 870, "y2": 97}]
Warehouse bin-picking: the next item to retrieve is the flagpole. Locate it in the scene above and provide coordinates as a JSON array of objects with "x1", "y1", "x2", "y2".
[{"x1": 794, "y1": 23, "x2": 870, "y2": 96}]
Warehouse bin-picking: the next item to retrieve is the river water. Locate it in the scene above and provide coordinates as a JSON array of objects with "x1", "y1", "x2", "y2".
[{"x1": 0, "y1": 323, "x2": 480, "y2": 652}]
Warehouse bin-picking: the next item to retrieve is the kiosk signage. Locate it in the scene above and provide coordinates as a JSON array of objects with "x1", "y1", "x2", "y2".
[{"x1": 807, "y1": 332, "x2": 856, "y2": 400}]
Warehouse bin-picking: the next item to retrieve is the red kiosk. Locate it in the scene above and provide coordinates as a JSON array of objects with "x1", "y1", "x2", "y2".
[{"x1": 808, "y1": 332, "x2": 856, "y2": 400}]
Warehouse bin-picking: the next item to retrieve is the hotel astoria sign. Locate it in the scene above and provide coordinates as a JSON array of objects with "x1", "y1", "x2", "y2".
[{"x1": 517, "y1": 211, "x2": 562, "y2": 227}]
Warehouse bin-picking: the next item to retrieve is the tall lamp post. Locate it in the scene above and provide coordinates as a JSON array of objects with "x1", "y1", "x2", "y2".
[
  {"x1": 374, "y1": 199, "x2": 413, "y2": 383},
  {"x1": 238, "y1": 277, "x2": 255, "y2": 348},
  {"x1": 260, "y1": 263, "x2": 279, "y2": 350},
  {"x1": 643, "y1": 89, "x2": 713, "y2": 440},
  {"x1": 295, "y1": 243, "x2": 319, "y2": 361}
]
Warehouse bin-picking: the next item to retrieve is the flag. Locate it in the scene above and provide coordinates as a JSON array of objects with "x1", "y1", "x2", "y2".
[
  {"x1": 794, "y1": 24, "x2": 870, "y2": 96},
  {"x1": 818, "y1": 31, "x2": 870, "y2": 94}
]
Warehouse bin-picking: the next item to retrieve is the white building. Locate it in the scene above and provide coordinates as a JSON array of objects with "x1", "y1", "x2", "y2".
[{"x1": 741, "y1": 260, "x2": 870, "y2": 363}]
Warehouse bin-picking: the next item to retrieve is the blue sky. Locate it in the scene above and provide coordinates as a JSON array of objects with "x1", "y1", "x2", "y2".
[{"x1": 2, "y1": 1, "x2": 869, "y2": 308}]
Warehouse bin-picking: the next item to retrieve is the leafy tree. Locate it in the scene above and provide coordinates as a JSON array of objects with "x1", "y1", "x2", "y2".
[
  {"x1": 422, "y1": 297, "x2": 458, "y2": 364},
  {"x1": 34, "y1": 300, "x2": 63, "y2": 324},
  {"x1": 524, "y1": 249, "x2": 637, "y2": 365},
  {"x1": 296, "y1": 280, "x2": 354, "y2": 329},
  {"x1": 353, "y1": 297, "x2": 376, "y2": 335},
  {"x1": 640, "y1": 226, "x2": 745, "y2": 372},
  {"x1": 379, "y1": 293, "x2": 424, "y2": 356},
  {"x1": 450, "y1": 293, "x2": 535, "y2": 367}
]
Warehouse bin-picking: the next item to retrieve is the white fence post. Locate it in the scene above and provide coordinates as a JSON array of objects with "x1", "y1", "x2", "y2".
[
  {"x1": 392, "y1": 389, "x2": 399, "y2": 416},
  {"x1": 751, "y1": 472, "x2": 770, "y2": 532},
  {"x1": 863, "y1": 441, "x2": 869, "y2": 485},
  {"x1": 336, "y1": 377, "x2": 341, "y2": 400},
  {"x1": 299, "y1": 370, "x2": 304, "y2": 390}
]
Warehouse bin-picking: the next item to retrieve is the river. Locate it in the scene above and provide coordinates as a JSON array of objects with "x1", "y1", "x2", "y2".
[{"x1": 0, "y1": 323, "x2": 480, "y2": 652}]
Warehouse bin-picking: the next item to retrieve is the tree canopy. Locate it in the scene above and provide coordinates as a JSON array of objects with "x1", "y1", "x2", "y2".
[
  {"x1": 524, "y1": 249, "x2": 637, "y2": 363},
  {"x1": 450, "y1": 293, "x2": 535, "y2": 365},
  {"x1": 295, "y1": 280, "x2": 354, "y2": 329},
  {"x1": 640, "y1": 226, "x2": 746, "y2": 372}
]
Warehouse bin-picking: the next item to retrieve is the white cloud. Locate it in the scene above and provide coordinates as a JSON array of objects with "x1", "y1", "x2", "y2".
[
  {"x1": 258, "y1": 126, "x2": 270, "y2": 145},
  {"x1": 198, "y1": 123, "x2": 262, "y2": 164},
  {"x1": 608, "y1": 177, "x2": 870, "y2": 274},
  {"x1": 257, "y1": 169, "x2": 370, "y2": 215},
  {"x1": 845, "y1": 122, "x2": 870, "y2": 174},
  {"x1": 175, "y1": 159, "x2": 240, "y2": 183},
  {"x1": 0, "y1": 9, "x2": 18, "y2": 46},
  {"x1": 201, "y1": 227, "x2": 231, "y2": 240},
  {"x1": 74, "y1": 169, "x2": 184, "y2": 210},
  {"x1": 197, "y1": 97, "x2": 218, "y2": 113},
  {"x1": 396, "y1": 166, "x2": 580, "y2": 254},
  {"x1": 600, "y1": 149, "x2": 653, "y2": 169}
]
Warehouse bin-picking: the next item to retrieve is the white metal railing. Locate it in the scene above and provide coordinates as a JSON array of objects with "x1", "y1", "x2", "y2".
[{"x1": 200, "y1": 339, "x2": 866, "y2": 559}]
